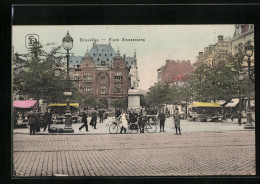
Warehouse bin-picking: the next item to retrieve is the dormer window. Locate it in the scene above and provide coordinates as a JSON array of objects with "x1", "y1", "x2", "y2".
[
  {"x1": 107, "y1": 59, "x2": 109, "y2": 61},
  {"x1": 101, "y1": 61, "x2": 105, "y2": 66},
  {"x1": 97, "y1": 58, "x2": 99, "y2": 61}
]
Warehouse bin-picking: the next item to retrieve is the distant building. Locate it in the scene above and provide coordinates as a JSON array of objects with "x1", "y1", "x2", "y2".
[
  {"x1": 231, "y1": 24, "x2": 254, "y2": 67},
  {"x1": 193, "y1": 35, "x2": 232, "y2": 70},
  {"x1": 168, "y1": 75, "x2": 190, "y2": 88},
  {"x1": 157, "y1": 60, "x2": 193, "y2": 86},
  {"x1": 193, "y1": 24, "x2": 254, "y2": 70}
]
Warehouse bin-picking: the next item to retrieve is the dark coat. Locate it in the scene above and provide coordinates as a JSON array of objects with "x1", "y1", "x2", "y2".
[
  {"x1": 158, "y1": 113, "x2": 166, "y2": 122},
  {"x1": 82, "y1": 111, "x2": 88, "y2": 123}
]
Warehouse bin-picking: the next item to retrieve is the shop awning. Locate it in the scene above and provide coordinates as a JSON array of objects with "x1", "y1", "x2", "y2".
[
  {"x1": 13, "y1": 100, "x2": 37, "y2": 108},
  {"x1": 215, "y1": 100, "x2": 226, "y2": 106},
  {"x1": 191, "y1": 102, "x2": 222, "y2": 108},
  {"x1": 48, "y1": 103, "x2": 79, "y2": 108},
  {"x1": 225, "y1": 98, "x2": 239, "y2": 108}
]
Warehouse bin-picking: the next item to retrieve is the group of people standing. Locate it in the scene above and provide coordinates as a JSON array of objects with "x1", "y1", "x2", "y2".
[
  {"x1": 115, "y1": 108, "x2": 182, "y2": 135},
  {"x1": 28, "y1": 108, "x2": 52, "y2": 135}
]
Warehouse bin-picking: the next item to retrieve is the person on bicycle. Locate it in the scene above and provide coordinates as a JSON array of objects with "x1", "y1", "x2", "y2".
[{"x1": 117, "y1": 110, "x2": 128, "y2": 134}]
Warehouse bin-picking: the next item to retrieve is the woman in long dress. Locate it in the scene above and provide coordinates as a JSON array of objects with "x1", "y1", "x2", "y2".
[{"x1": 117, "y1": 110, "x2": 128, "y2": 133}]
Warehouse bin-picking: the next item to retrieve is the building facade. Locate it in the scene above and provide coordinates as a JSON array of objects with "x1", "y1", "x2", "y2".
[
  {"x1": 193, "y1": 24, "x2": 254, "y2": 70},
  {"x1": 193, "y1": 35, "x2": 232, "y2": 70},
  {"x1": 231, "y1": 24, "x2": 254, "y2": 67},
  {"x1": 157, "y1": 60, "x2": 193, "y2": 86},
  {"x1": 69, "y1": 43, "x2": 138, "y2": 107}
]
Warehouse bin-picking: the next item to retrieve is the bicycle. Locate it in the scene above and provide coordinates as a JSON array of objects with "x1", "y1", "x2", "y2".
[
  {"x1": 109, "y1": 118, "x2": 126, "y2": 134},
  {"x1": 128, "y1": 115, "x2": 158, "y2": 133}
]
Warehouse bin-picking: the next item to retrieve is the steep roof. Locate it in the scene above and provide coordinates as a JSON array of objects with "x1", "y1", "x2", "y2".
[
  {"x1": 124, "y1": 57, "x2": 135, "y2": 69},
  {"x1": 89, "y1": 44, "x2": 116, "y2": 67},
  {"x1": 69, "y1": 56, "x2": 83, "y2": 68}
]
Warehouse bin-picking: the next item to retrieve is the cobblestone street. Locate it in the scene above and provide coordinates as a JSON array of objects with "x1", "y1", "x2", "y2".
[{"x1": 13, "y1": 129, "x2": 255, "y2": 176}]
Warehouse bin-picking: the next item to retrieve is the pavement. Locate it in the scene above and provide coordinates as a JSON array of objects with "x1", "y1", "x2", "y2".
[
  {"x1": 13, "y1": 116, "x2": 254, "y2": 135},
  {"x1": 12, "y1": 117, "x2": 255, "y2": 176},
  {"x1": 13, "y1": 130, "x2": 255, "y2": 176}
]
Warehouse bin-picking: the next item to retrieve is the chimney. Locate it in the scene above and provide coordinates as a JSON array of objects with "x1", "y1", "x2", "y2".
[
  {"x1": 208, "y1": 45, "x2": 211, "y2": 51},
  {"x1": 177, "y1": 60, "x2": 179, "y2": 63},
  {"x1": 199, "y1": 52, "x2": 203, "y2": 56},
  {"x1": 204, "y1": 47, "x2": 209, "y2": 53},
  {"x1": 166, "y1": 59, "x2": 171, "y2": 64},
  {"x1": 218, "y1": 35, "x2": 223, "y2": 42}
]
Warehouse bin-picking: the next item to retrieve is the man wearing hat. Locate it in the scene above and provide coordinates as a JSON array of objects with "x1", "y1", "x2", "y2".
[
  {"x1": 173, "y1": 108, "x2": 181, "y2": 135},
  {"x1": 79, "y1": 109, "x2": 88, "y2": 132},
  {"x1": 158, "y1": 110, "x2": 166, "y2": 132}
]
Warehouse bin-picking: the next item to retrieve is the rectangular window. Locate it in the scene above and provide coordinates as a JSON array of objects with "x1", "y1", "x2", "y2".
[
  {"x1": 85, "y1": 72, "x2": 92, "y2": 80},
  {"x1": 114, "y1": 72, "x2": 123, "y2": 82},
  {"x1": 101, "y1": 76, "x2": 106, "y2": 82},
  {"x1": 101, "y1": 86, "x2": 106, "y2": 94}
]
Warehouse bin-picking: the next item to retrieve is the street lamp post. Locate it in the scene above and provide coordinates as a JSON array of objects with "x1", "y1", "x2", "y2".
[
  {"x1": 238, "y1": 73, "x2": 243, "y2": 121},
  {"x1": 244, "y1": 41, "x2": 254, "y2": 129},
  {"x1": 62, "y1": 31, "x2": 74, "y2": 133}
]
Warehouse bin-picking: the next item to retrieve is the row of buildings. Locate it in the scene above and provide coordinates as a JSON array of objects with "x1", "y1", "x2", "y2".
[
  {"x1": 156, "y1": 24, "x2": 254, "y2": 87},
  {"x1": 155, "y1": 24, "x2": 254, "y2": 116},
  {"x1": 193, "y1": 24, "x2": 254, "y2": 69}
]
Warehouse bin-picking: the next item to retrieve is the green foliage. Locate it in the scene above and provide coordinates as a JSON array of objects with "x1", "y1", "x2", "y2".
[
  {"x1": 13, "y1": 42, "x2": 74, "y2": 106},
  {"x1": 191, "y1": 51, "x2": 254, "y2": 102},
  {"x1": 146, "y1": 50, "x2": 254, "y2": 105},
  {"x1": 112, "y1": 96, "x2": 128, "y2": 109}
]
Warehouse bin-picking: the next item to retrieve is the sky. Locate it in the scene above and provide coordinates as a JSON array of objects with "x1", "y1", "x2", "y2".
[{"x1": 12, "y1": 25, "x2": 235, "y2": 90}]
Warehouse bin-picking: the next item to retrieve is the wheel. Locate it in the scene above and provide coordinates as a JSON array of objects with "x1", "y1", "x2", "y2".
[
  {"x1": 128, "y1": 123, "x2": 139, "y2": 133},
  {"x1": 146, "y1": 121, "x2": 157, "y2": 133},
  {"x1": 109, "y1": 123, "x2": 118, "y2": 134}
]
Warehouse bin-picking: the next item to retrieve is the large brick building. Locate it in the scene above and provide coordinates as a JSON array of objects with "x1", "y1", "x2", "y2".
[
  {"x1": 69, "y1": 43, "x2": 138, "y2": 107},
  {"x1": 157, "y1": 60, "x2": 193, "y2": 86}
]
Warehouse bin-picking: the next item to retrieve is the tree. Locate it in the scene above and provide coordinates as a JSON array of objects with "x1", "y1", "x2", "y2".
[
  {"x1": 112, "y1": 96, "x2": 128, "y2": 109},
  {"x1": 190, "y1": 50, "x2": 254, "y2": 102},
  {"x1": 13, "y1": 42, "x2": 73, "y2": 110}
]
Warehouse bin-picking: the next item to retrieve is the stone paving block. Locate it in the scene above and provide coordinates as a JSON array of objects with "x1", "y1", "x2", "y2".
[{"x1": 13, "y1": 131, "x2": 255, "y2": 176}]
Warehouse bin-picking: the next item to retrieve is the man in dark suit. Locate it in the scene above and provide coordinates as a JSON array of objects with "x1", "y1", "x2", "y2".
[
  {"x1": 158, "y1": 110, "x2": 166, "y2": 132},
  {"x1": 79, "y1": 109, "x2": 88, "y2": 132},
  {"x1": 92, "y1": 109, "x2": 98, "y2": 129},
  {"x1": 43, "y1": 109, "x2": 52, "y2": 132}
]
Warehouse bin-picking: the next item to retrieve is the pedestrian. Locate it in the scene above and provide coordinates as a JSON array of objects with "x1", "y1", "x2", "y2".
[
  {"x1": 43, "y1": 109, "x2": 52, "y2": 132},
  {"x1": 99, "y1": 109, "x2": 104, "y2": 123},
  {"x1": 91, "y1": 108, "x2": 98, "y2": 129},
  {"x1": 173, "y1": 108, "x2": 181, "y2": 135},
  {"x1": 158, "y1": 110, "x2": 166, "y2": 132},
  {"x1": 117, "y1": 110, "x2": 128, "y2": 133},
  {"x1": 116, "y1": 109, "x2": 121, "y2": 118},
  {"x1": 237, "y1": 111, "x2": 242, "y2": 126},
  {"x1": 230, "y1": 112, "x2": 234, "y2": 121},
  {"x1": 79, "y1": 109, "x2": 88, "y2": 132},
  {"x1": 28, "y1": 112, "x2": 36, "y2": 135}
]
